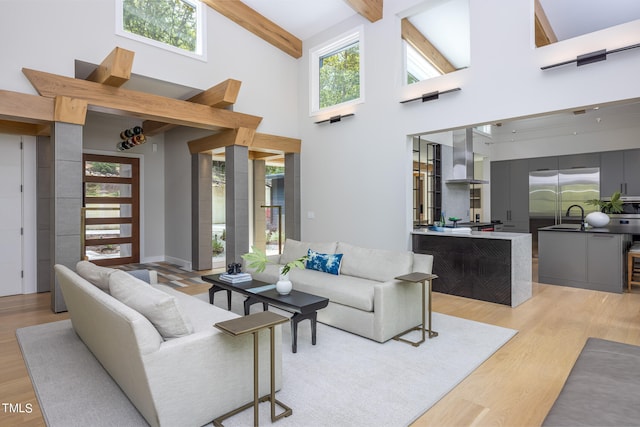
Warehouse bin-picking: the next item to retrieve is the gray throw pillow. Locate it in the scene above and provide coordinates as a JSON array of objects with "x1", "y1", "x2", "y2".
[
  {"x1": 76, "y1": 261, "x2": 117, "y2": 293},
  {"x1": 108, "y1": 271, "x2": 193, "y2": 339}
]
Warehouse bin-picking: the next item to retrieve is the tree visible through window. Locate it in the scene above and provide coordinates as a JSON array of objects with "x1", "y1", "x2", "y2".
[
  {"x1": 122, "y1": 0, "x2": 199, "y2": 54},
  {"x1": 319, "y1": 42, "x2": 360, "y2": 109}
]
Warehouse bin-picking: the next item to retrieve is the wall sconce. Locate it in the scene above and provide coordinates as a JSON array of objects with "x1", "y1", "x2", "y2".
[
  {"x1": 400, "y1": 87, "x2": 461, "y2": 104},
  {"x1": 541, "y1": 42, "x2": 640, "y2": 70},
  {"x1": 314, "y1": 113, "x2": 355, "y2": 124}
]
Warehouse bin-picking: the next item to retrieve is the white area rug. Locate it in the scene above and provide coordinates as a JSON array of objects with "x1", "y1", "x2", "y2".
[{"x1": 17, "y1": 293, "x2": 516, "y2": 427}]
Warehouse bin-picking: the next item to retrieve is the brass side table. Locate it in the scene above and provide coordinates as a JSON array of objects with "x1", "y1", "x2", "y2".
[
  {"x1": 393, "y1": 272, "x2": 439, "y2": 347},
  {"x1": 213, "y1": 311, "x2": 292, "y2": 426}
]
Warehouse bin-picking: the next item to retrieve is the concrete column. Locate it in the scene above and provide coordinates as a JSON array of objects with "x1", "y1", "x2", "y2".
[
  {"x1": 253, "y1": 160, "x2": 267, "y2": 252},
  {"x1": 50, "y1": 122, "x2": 83, "y2": 313},
  {"x1": 36, "y1": 136, "x2": 51, "y2": 293},
  {"x1": 225, "y1": 145, "x2": 249, "y2": 266},
  {"x1": 285, "y1": 152, "x2": 301, "y2": 241},
  {"x1": 191, "y1": 153, "x2": 213, "y2": 271}
]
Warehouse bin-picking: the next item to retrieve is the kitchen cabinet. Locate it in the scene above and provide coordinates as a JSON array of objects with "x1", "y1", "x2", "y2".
[
  {"x1": 558, "y1": 153, "x2": 600, "y2": 169},
  {"x1": 538, "y1": 230, "x2": 630, "y2": 293},
  {"x1": 601, "y1": 149, "x2": 640, "y2": 196},
  {"x1": 528, "y1": 156, "x2": 558, "y2": 171},
  {"x1": 491, "y1": 159, "x2": 529, "y2": 232}
]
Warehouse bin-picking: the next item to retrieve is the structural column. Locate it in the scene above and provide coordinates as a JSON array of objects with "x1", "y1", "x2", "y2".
[
  {"x1": 253, "y1": 159, "x2": 267, "y2": 252},
  {"x1": 191, "y1": 152, "x2": 213, "y2": 271},
  {"x1": 284, "y1": 153, "x2": 301, "y2": 241},
  {"x1": 49, "y1": 122, "x2": 83, "y2": 313},
  {"x1": 36, "y1": 136, "x2": 52, "y2": 293},
  {"x1": 225, "y1": 145, "x2": 249, "y2": 266}
]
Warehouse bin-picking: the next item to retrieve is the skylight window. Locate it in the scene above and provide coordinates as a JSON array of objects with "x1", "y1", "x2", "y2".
[
  {"x1": 405, "y1": 42, "x2": 442, "y2": 84},
  {"x1": 116, "y1": 0, "x2": 206, "y2": 60},
  {"x1": 310, "y1": 26, "x2": 364, "y2": 114}
]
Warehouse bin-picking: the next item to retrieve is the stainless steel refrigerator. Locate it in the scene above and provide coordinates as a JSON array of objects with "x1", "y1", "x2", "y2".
[{"x1": 529, "y1": 167, "x2": 600, "y2": 256}]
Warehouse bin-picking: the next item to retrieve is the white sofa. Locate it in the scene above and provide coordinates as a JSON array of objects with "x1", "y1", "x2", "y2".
[
  {"x1": 248, "y1": 239, "x2": 434, "y2": 343},
  {"x1": 54, "y1": 262, "x2": 282, "y2": 427}
]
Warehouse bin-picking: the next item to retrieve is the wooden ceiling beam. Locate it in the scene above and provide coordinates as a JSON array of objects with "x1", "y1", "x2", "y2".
[
  {"x1": 188, "y1": 130, "x2": 301, "y2": 155},
  {"x1": 345, "y1": 0, "x2": 383, "y2": 23},
  {"x1": 534, "y1": 0, "x2": 557, "y2": 47},
  {"x1": 23, "y1": 68, "x2": 262, "y2": 132},
  {"x1": 54, "y1": 96, "x2": 87, "y2": 125},
  {"x1": 401, "y1": 18, "x2": 456, "y2": 75},
  {"x1": 143, "y1": 79, "x2": 242, "y2": 136},
  {"x1": 0, "y1": 119, "x2": 50, "y2": 136},
  {"x1": 86, "y1": 47, "x2": 135, "y2": 87},
  {"x1": 0, "y1": 89, "x2": 54, "y2": 123},
  {"x1": 202, "y1": 0, "x2": 302, "y2": 58}
]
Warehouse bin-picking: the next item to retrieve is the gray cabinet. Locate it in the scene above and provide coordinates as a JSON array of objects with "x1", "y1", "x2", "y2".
[
  {"x1": 529, "y1": 156, "x2": 558, "y2": 171},
  {"x1": 491, "y1": 159, "x2": 529, "y2": 232},
  {"x1": 601, "y1": 149, "x2": 640, "y2": 196},
  {"x1": 558, "y1": 153, "x2": 600, "y2": 169},
  {"x1": 539, "y1": 230, "x2": 630, "y2": 293}
]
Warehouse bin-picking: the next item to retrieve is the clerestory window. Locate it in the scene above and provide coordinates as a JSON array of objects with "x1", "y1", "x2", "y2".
[
  {"x1": 309, "y1": 26, "x2": 364, "y2": 115},
  {"x1": 116, "y1": 0, "x2": 206, "y2": 60}
]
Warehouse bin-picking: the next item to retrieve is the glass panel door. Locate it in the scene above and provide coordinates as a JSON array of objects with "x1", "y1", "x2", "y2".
[{"x1": 83, "y1": 154, "x2": 140, "y2": 266}]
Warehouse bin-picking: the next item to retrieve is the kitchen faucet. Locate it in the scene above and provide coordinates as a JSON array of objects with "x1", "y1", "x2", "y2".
[{"x1": 566, "y1": 204, "x2": 585, "y2": 231}]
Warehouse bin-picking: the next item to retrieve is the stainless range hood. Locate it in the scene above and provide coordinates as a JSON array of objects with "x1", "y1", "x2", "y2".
[{"x1": 445, "y1": 128, "x2": 488, "y2": 184}]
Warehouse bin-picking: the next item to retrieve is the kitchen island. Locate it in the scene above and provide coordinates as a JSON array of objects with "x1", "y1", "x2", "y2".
[
  {"x1": 412, "y1": 229, "x2": 532, "y2": 307},
  {"x1": 538, "y1": 224, "x2": 633, "y2": 293}
]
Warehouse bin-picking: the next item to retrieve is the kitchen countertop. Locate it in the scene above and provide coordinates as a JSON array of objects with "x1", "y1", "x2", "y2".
[
  {"x1": 539, "y1": 224, "x2": 640, "y2": 234},
  {"x1": 412, "y1": 229, "x2": 529, "y2": 240}
]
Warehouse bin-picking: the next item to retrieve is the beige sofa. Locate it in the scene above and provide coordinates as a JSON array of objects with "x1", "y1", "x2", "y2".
[
  {"x1": 54, "y1": 261, "x2": 282, "y2": 427},
  {"x1": 248, "y1": 239, "x2": 434, "y2": 343}
]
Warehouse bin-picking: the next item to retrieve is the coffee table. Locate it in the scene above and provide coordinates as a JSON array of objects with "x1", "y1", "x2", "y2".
[{"x1": 202, "y1": 274, "x2": 329, "y2": 353}]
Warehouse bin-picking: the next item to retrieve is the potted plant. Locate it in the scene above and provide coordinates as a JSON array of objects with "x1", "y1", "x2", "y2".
[
  {"x1": 585, "y1": 191, "x2": 624, "y2": 227},
  {"x1": 241, "y1": 246, "x2": 308, "y2": 295}
]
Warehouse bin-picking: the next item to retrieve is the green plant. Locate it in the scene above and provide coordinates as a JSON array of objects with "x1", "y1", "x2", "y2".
[
  {"x1": 212, "y1": 235, "x2": 224, "y2": 255},
  {"x1": 586, "y1": 191, "x2": 624, "y2": 214},
  {"x1": 241, "y1": 246, "x2": 308, "y2": 276}
]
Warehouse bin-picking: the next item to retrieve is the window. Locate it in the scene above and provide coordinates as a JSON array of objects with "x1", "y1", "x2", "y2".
[
  {"x1": 310, "y1": 26, "x2": 364, "y2": 114},
  {"x1": 116, "y1": 0, "x2": 206, "y2": 60},
  {"x1": 405, "y1": 42, "x2": 442, "y2": 84}
]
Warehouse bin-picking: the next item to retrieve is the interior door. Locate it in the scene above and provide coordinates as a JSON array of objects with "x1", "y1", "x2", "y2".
[
  {"x1": 83, "y1": 154, "x2": 139, "y2": 266},
  {"x1": 0, "y1": 135, "x2": 23, "y2": 296}
]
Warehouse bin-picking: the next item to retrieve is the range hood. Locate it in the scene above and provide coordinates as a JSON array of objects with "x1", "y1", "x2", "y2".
[{"x1": 445, "y1": 128, "x2": 488, "y2": 184}]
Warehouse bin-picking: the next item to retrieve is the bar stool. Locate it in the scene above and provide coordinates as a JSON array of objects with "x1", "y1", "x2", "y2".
[{"x1": 627, "y1": 244, "x2": 640, "y2": 292}]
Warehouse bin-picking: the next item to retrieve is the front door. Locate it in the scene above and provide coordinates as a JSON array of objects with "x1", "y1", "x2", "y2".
[{"x1": 83, "y1": 154, "x2": 140, "y2": 266}]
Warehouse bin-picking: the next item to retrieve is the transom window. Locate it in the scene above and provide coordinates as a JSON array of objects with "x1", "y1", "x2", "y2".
[
  {"x1": 310, "y1": 26, "x2": 364, "y2": 114},
  {"x1": 116, "y1": 0, "x2": 206, "y2": 60}
]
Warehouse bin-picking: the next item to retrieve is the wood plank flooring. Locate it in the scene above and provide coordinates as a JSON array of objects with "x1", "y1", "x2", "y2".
[{"x1": 2, "y1": 272, "x2": 640, "y2": 426}]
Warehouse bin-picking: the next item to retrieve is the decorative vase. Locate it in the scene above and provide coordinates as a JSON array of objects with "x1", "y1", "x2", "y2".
[
  {"x1": 585, "y1": 211, "x2": 610, "y2": 228},
  {"x1": 276, "y1": 269, "x2": 292, "y2": 295}
]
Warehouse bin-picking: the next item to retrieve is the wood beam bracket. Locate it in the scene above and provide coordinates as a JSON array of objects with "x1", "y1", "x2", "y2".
[
  {"x1": 54, "y1": 96, "x2": 88, "y2": 125},
  {"x1": 86, "y1": 46, "x2": 135, "y2": 87}
]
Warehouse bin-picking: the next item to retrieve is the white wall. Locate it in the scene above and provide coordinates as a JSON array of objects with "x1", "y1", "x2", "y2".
[{"x1": 297, "y1": 0, "x2": 640, "y2": 250}]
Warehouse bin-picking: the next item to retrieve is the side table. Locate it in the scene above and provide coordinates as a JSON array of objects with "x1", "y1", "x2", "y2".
[
  {"x1": 393, "y1": 272, "x2": 439, "y2": 347},
  {"x1": 213, "y1": 311, "x2": 292, "y2": 426}
]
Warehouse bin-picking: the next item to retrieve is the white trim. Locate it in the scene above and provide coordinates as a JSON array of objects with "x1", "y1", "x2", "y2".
[
  {"x1": 22, "y1": 137, "x2": 37, "y2": 294},
  {"x1": 164, "y1": 255, "x2": 192, "y2": 271},
  {"x1": 115, "y1": 0, "x2": 207, "y2": 62},
  {"x1": 309, "y1": 25, "x2": 365, "y2": 116}
]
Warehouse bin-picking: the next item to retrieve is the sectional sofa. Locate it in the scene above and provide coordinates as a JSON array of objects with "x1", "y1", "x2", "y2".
[
  {"x1": 248, "y1": 239, "x2": 434, "y2": 343},
  {"x1": 55, "y1": 261, "x2": 282, "y2": 427}
]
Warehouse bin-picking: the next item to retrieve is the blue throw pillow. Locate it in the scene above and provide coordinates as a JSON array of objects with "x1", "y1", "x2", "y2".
[
  {"x1": 306, "y1": 249, "x2": 343, "y2": 275},
  {"x1": 127, "y1": 269, "x2": 151, "y2": 283}
]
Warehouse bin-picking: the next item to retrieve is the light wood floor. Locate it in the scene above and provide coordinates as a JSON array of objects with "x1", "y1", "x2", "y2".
[{"x1": 2, "y1": 274, "x2": 640, "y2": 426}]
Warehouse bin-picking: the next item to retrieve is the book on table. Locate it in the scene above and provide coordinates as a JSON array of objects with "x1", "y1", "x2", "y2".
[{"x1": 219, "y1": 273, "x2": 252, "y2": 283}]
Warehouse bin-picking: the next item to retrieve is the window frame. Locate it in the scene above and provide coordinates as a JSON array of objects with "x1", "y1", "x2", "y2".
[
  {"x1": 309, "y1": 26, "x2": 365, "y2": 116},
  {"x1": 115, "y1": 0, "x2": 207, "y2": 61}
]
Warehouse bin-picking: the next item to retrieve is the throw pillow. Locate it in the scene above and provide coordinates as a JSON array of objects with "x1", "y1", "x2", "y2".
[
  {"x1": 126, "y1": 269, "x2": 151, "y2": 283},
  {"x1": 306, "y1": 249, "x2": 343, "y2": 275},
  {"x1": 281, "y1": 239, "x2": 338, "y2": 265},
  {"x1": 108, "y1": 271, "x2": 194, "y2": 339},
  {"x1": 76, "y1": 261, "x2": 117, "y2": 293}
]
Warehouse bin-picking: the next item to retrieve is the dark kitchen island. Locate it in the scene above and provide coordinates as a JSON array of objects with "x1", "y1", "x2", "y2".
[{"x1": 412, "y1": 229, "x2": 532, "y2": 307}]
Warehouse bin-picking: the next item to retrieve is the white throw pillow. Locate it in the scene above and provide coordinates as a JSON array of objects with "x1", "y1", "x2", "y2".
[
  {"x1": 108, "y1": 271, "x2": 194, "y2": 339},
  {"x1": 76, "y1": 261, "x2": 117, "y2": 293}
]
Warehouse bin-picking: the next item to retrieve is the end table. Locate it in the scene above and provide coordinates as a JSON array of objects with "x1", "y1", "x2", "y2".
[
  {"x1": 393, "y1": 272, "x2": 439, "y2": 347},
  {"x1": 213, "y1": 311, "x2": 292, "y2": 426}
]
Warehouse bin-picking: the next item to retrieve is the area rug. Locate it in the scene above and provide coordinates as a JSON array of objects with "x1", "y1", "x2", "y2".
[{"x1": 17, "y1": 294, "x2": 517, "y2": 427}]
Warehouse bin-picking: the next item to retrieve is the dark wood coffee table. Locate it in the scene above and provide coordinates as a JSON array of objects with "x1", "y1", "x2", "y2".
[{"x1": 202, "y1": 274, "x2": 329, "y2": 353}]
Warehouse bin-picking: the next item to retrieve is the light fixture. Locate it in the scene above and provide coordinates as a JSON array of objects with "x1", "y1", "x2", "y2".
[
  {"x1": 541, "y1": 43, "x2": 640, "y2": 70},
  {"x1": 314, "y1": 113, "x2": 354, "y2": 124},
  {"x1": 400, "y1": 87, "x2": 461, "y2": 104}
]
